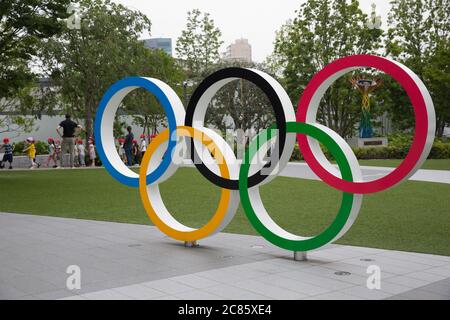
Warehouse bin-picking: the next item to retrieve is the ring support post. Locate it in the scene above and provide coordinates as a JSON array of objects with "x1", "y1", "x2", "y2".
[
  {"x1": 184, "y1": 241, "x2": 199, "y2": 248},
  {"x1": 294, "y1": 251, "x2": 307, "y2": 261}
]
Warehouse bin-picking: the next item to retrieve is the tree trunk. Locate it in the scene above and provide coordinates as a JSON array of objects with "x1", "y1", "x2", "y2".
[
  {"x1": 436, "y1": 117, "x2": 445, "y2": 137},
  {"x1": 85, "y1": 95, "x2": 93, "y2": 145}
]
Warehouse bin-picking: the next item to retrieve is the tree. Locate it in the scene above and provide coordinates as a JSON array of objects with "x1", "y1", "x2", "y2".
[
  {"x1": 204, "y1": 60, "x2": 276, "y2": 138},
  {"x1": 0, "y1": 86, "x2": 35, "y2": 136},
  {"x1": 0, "y1": 0, "x2": 70, "y2": 134},
  {"x1": 176, "y1": 9, "x2": 223, "y2": 80},
  {"x1": 0, "y1": 0, "x2": 70, "y2": 98},
  {"x1": 386, "y1": 0, "x2": 450, "y2": 136},
  {"x1": 123, "y1": 48, "x2": 185, "y2": 137},
  {"x1": 423, "y1": 40, "x2": 450, "y2": 137},
  {"x1": 39, "y1": 0, "x2": 153, "y2": 141},
  {"x1": 273, "y1": 0, "x2": 383, "y2": 138}
]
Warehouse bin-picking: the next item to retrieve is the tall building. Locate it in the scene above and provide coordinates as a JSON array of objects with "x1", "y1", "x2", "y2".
[
  {"x1": 143, "y1": 38, "x2": 172, "y2": 56},
  {"x1": 224, "y1": 38, "x2": 252, "y2": 63}
]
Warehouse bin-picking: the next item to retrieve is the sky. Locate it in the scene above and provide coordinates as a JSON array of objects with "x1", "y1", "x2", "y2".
[{"x1": 113, "y1": 0, "x2": 392, "y2": 62}]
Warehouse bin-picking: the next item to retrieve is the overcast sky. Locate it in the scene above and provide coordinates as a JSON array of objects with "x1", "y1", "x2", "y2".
[{"x1": 113, "y1": 0, "x2": 392, "y2": 62}]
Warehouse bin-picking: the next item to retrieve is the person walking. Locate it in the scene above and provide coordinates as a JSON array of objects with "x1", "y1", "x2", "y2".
[
  {"x1": 123, "y1": 126, "x2": 134, "y2": 166},
  {"x1": 132, "y1": 139, "x2": 139, "y2": 166},
  {"x1": 88, "y1": 137, "x2": 96, "y2": 167},
  {"x1": 139, "y1": 134, "x2": 147, "y2": 163},
  {"x1": 46, "y1": 138, "x2": 58, "y2": 168},
  {"x1": 56, "y1": 114, "x2": 82, "y2": 168},
  {"x1": 23, "y1": 137, "x2": 40, "y2": 169},
  {"x1": 77, "y1": 139, "x2": 86, "y2": 167},
  {"x1": 55, "y1": 139, "x2": 62, "y2": 168},
  {"x1": 0, "y1": 138, "x2": 14, "y2": 169}
]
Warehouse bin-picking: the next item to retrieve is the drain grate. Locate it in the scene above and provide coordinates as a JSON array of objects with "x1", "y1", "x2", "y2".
[
  {"x1": 360, "y1": 258, "x2": 375, "y2": 262},
  {"x1": 334, "y1": 271, "x2": 351, "y2": 276},
  {"x1": 128, "y1": 244, "x2": 143, "y2": 247}
]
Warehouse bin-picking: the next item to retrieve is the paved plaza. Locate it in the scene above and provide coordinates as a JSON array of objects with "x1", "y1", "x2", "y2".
[{"x1": 0, "y1": 212, "x2": 449, "y2": 300}]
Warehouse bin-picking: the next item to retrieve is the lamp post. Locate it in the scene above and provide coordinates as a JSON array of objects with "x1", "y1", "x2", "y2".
[
  {"x1": 183, "y1": 80, "x2": 188, "y2": 108},
  {"x1": 182, "y1": 80, "x2": 195, "y2": 108}
]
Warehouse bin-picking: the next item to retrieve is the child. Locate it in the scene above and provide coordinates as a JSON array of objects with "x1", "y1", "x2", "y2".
[
  {"x1": 46, "y1": 138, "x2": 57, "y2": 168},
  {"x1": 23, "y1": 137, "x2": 40, "y2": 169},
  {"x1": 73, "y1": 143, "x2": 79, "y2": 167},
  {"x1": 118, "y1": 138, "x2": 125, "y2": 163},
  {"x1": 139, "y1": 134, "x2": 147, "y2": 161},
  {"x1": 55, "y1": 139, "x2": 62, "y2": 168},
  {"x1": 88, "y1": 137, "x2": 96, "y2": 167},
  {"x1": 76, "y1": 139, "x2": 86, "y2": 167},
  {"x1": 0, "y1": 138, "x2": 14, "y2": 169}
]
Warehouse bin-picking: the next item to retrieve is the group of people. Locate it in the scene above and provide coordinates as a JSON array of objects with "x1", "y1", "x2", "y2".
[
  {"x1": 52, "y1": 114, "x2": 97, "y2": 168},
  {"x1": 0, "y1": 114, "x2": 97, "y2": 170},
  {"x1": 0, "y1": 136, "x2": 41, "y2": 170},
  {"x1": 117, "y1": 126, "x2": 154, "y2": 166},
  {"x1": 1, "y1": 115, "x2": 156, "y2": 170},
  {"x1": 45, "y1": 137, "x2": 96, "y2": 169}
]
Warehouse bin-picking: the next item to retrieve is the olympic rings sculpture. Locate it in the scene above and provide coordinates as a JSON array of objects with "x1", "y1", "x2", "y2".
[{"x1": 94, "y1": 55, "x2": 435, "y2": 252}]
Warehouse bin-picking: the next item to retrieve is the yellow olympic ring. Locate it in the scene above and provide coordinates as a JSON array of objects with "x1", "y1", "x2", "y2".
[{"x1": 139, "y1": 126, "x2": 235, "y2": 241}]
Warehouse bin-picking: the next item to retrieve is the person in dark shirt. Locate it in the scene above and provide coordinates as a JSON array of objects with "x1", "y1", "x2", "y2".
[
  {"x1": 124, "y1": 126, "x2": 134, "y2": 166},
  {"x1": 56, "y1": 114, "x2": 82, "y2": 168}
]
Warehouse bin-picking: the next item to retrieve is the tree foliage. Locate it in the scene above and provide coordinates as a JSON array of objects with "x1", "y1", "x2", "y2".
[
  {"x1": 204, "y1": 60, "x2": 276, "y2": 138},
  {"x1": 123, "y1": 48, "x2": 185, "y2": 137},
  {"x1": 273, "y1": 0, "x2": 383, "y2": 138},
  {"x1": 176, "y1": 9, "x2": 223, "y2": 80},
  {"x1": 39, "y1": 0, "x2": 166, "y2": 140},
  {"x1": 386, "y1": 0, "x2": 450, "y2": 136},
  {"x1": 0, "y1": 0, "x2": 70, "y2": 134},
  {"x1": 0, "y1": 0, "x2": 70, "y2": 98}
]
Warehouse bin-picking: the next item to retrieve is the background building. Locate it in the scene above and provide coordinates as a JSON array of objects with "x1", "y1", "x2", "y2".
[
  {"x1": 224, "y1": 38, "x2": 252, "y2": 63},
  {"x1": 143, "y1": 38, "x2": 173, "y2": 56}
]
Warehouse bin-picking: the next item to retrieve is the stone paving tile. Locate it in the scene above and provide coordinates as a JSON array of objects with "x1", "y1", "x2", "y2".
[
  {"x1": 395, "y1": 289, "x2": 449, "y2": 300},
  {"x1": 278, "y1": 270, "x2": 355, "y2": 291},
  {"x1": 33, "y1": 289, "x2": 79, "y2": 300},
  {"x1": 376, "y1": 282, "x2": 412, "y2": 295},
  {"x1": 299, "y1": 265, "x2": 370, "y2": 286},
  {"x1": 112, "y1": 284, "x2": 166, "y2": 299},
  {"x1": 256, "y1": 274, "x2": 331, "y2": 296},
  {"x1": 339, "y1": 286, "x2": 393, "y2": 300},
  {"x1": 170, "y1": 274, "x2": 221, "y2": 289},
  {"x1": 419, "y1": 281, "x2": 450, "y2": 296},
  {"x1": 172, "y1": 289, "x2": 224, "y2": 300},
  {"x1": 387, "y1": 277, "x2": 450, "y2": 300},
  {"x1": 305, "y1": 291, "x2": 366, "y2": 300},
  {"x1": 0, "y1": 283, "x2": 28, "y2": 300},
  {"x1": 152, "y1": 295, "x2": 179, "y2": 300},
  {"x1": 2, "y1": 274, "x2": 59, "y2": 296},
  {"x1": 404, "y1": 271, "x2": 448, "y2": 282},
  {"x1": 141, "y1": 279, "x2": 195, "y2": 295},
  {"x1": 204, "y1": 284, "x2": 272, "y2": 300},
  {"x1": 79, "y1": 289, "x2": 132, "y2": 300},
  {"x1": 232, "y1": 279, "x2": 307, "y2": 300},
  {"x1": 420, "y1": 267, "x2": 450, "y2": 277},
  {"x1": 59, "y1": 295, "x2": 88, "y2": 300},
  {"x1": 383, "y1": 275, "x2": 432, "y2": 289}
]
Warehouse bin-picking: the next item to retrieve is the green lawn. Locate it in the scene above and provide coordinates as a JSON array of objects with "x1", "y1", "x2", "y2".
[{"x1": 0, "y1": 167, "x2": 449, "y2": 256}]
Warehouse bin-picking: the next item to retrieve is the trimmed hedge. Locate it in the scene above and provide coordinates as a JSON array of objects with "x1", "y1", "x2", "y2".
[
  {"x1": 289, "y1": 140, "x2": 450, "y2": 161},
  {"x1": 12, "y1": 141, "x2": 49, "y2": 156}
]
